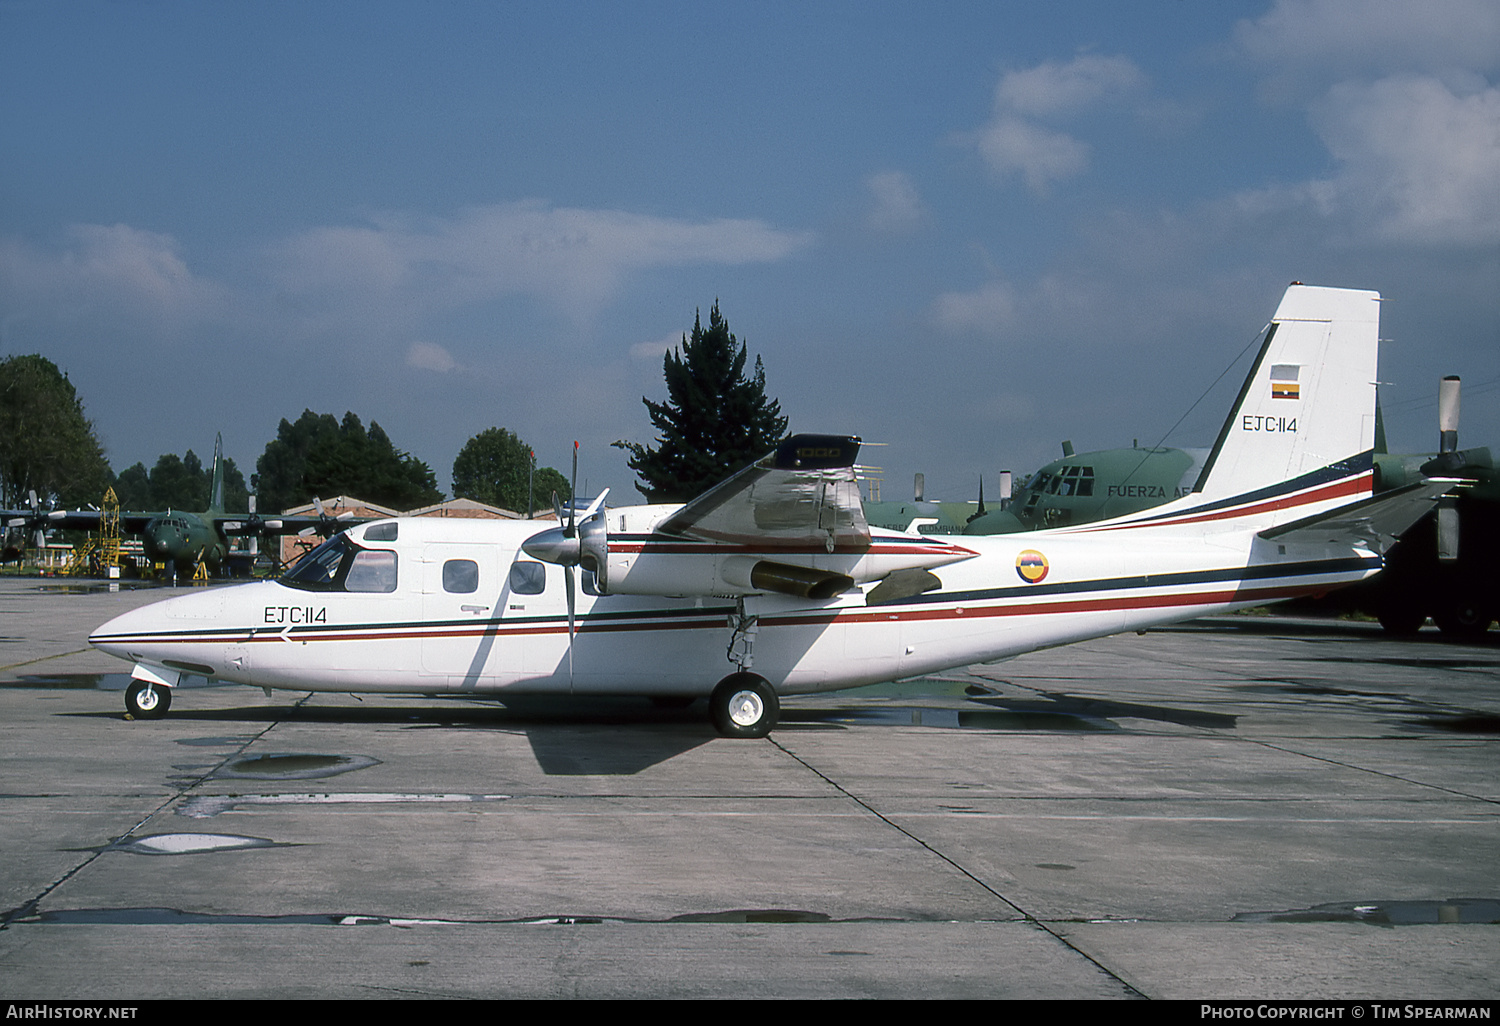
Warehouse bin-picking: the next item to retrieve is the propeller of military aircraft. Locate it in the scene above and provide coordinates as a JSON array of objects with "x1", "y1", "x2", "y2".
[
  {"x1": 1421, "y1": 376, "x2": 1464, "y2": 560},
  {"x1": 4, "y1": 490, "x2": 67, "y2": 551},
  {"x1": 519, "y1": 442, "x2": 609, "y2": 686},
  {"x1": 294, "y1": 497, "x2": 355, "y2": 539}
]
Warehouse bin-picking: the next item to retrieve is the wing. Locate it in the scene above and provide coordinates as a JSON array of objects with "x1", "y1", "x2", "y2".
[
  {"x1": 654, "y1": 434, "x2": 869, "y2": 553},
  {"x1": 1259, "y1": 479, "x2": 1454, "y2": 551},
  {"x1": 583, "y1": 435, "x2": 976, "y2": 600}
]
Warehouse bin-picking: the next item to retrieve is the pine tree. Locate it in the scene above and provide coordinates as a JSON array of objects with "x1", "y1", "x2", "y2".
[{"x1": 614, "y1": 303, "x2": 788, "y2": 502}]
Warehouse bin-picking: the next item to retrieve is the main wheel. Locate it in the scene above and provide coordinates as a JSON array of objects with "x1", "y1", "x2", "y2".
[
  {"x1": 125, "y1": 680, "x2": 171, "y2": 719},
  {"x1": 710, "y1": 672, "x2": 780, "y2": 739},
  {"x1": 1433, "y1": 600, "x2": 1493, "y2": 640}
]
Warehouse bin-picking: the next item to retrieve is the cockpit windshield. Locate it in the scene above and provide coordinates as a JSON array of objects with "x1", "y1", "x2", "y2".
[{"x1": 281, "y1": 535, "x2": 397, "y2": 593}]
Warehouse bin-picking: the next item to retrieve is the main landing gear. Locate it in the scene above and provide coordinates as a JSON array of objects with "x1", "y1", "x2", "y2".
[
  {"x1": 710, "y1": 672, "x2": 779, "y2": 739},
  {"x1": 125, "y1": 680, "x2": 171, "y2": 719}
]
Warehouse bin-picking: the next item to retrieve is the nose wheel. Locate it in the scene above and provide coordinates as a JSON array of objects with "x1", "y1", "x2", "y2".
[
  {"x1": 710, "y1": 672, "x2": 779, "y2": 738},
  {"x1": 125, "y1": 680, "x2": 172, "y2": 719}
]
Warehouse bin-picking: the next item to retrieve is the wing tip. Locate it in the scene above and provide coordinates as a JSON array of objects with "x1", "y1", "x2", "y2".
[{"x1": 770, "y1": 434, "x2": 862, "y2": 471}]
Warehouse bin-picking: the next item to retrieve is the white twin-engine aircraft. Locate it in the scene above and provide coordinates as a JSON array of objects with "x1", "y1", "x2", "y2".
[{"x1": 92, "y1": 285, "x2": 1450, "y2": 737}]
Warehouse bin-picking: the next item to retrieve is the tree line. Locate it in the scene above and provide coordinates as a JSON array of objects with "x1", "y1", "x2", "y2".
[{"x1": 2, "y1": 301, "x2": 786, "y2": 515}]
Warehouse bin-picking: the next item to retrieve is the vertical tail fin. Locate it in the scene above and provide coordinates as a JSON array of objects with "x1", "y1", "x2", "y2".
[{"x1": 1192, "y1": 284, "x2": 1379, "y2": 504}]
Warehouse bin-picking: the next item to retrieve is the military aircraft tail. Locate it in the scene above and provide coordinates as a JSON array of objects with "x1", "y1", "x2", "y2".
[{"x1": 1188, "y1": 284, "x2": 1380, "y2": 511}]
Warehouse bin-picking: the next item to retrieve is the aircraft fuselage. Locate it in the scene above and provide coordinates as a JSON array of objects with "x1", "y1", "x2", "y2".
[{"x1": 90, "y1": 505, "x2": 1378, "y2": 701}]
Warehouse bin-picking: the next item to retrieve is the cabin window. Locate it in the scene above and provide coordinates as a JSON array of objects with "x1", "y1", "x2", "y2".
[
  {"x1": 345, "y1": 550, "x2": 397, "y2": 593},
  {"x1": 365, "y1": 522, "x2": 398, "y2": 542},
  {"x1": 509, "y1": 561, "x2": 546, "y2": 595},
  {"x1": 443, "y1": 559, "x2": 479, "y2": 594}
]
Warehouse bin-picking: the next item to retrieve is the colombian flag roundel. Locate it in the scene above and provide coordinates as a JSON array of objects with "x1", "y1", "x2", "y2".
[{"x1": 1015, "y1": 549, "x2": 1049, "y2": 584}]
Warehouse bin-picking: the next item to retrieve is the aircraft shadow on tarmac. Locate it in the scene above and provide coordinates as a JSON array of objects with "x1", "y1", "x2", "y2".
[
  {"x1": 59, "y1": 697, "x2": 720, "y2": 775},
  {"x1": 45, "y1": 676, "x2": 1251, "y2": 772}
]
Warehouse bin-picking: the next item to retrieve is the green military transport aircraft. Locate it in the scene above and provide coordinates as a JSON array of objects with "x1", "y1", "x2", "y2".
[
  {"x1": 865, "y1": 376, "x2": 1495, "y2": 638},
  {"x1": 2, "y1": 435, "x2": 359, "y2": 579}
]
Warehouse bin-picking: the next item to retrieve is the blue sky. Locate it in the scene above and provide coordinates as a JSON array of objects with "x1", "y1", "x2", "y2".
[{"x1": 3, "y1": 0, "x2": 1497, "y2": 506}]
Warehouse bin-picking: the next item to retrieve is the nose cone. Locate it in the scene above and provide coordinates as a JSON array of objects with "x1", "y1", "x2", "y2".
[
  {"x1": 90, "y1": 588, "x2": 228, "y2": 660},
  {"x1": 90, "y1": 602, "x2": 156, "y2": 659},
  {"x1": 521, "y1": 525, "x2": 579, "y2": 565}
]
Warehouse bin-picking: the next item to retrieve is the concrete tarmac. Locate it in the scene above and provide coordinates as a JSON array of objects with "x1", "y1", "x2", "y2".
[{"x1": 0, "y1": 578, "x2": 1496, "y2": 999}]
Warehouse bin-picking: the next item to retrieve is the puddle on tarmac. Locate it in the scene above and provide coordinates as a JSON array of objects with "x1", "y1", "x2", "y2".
[
  {"x1": 21, "y1": 908, "x2": 346, "y2": 925},
  {"x1": 216, "y1": 753, "x2": 379, "y2": 780},
  {"x1": 1414, "y1": 714, "x2": 1500, "y2": 734},
  {"x1": 669, "y1": 909, "x2": 833, "y2": 923},
  {"x1": 103, "y1": 832, "x2": 280, "y2": 856},
  {"x1": 1311, "y1": 656, "x2": 1494, "y2": 671},
  {"x1": 1233, "y1": 899, "x2": 1500, "y2": 925},
  {"x1": 5, "y1": 673, "x2": 125, "y2": 690},
  {"x1": 178, "y1": 792, "x2": 510, "y2": 818},
  {"x1": 791, "y1": 706, "x2": 1114, "y2": 731}
]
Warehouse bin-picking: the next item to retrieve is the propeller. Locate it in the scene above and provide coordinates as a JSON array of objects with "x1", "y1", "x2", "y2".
[
  {"x1": 519, "y1": 442, "x2": 610, "y2": 687},
  {"x1": 5, "y1": 490, "x2": 67, "y2": 551},
  {"x1": 1430, "y1": 376, "x2": 1462, "y2": 561},
  {"x1": 296, "y1": 497, "x2": 355, "y2": 538},
  {"x1": 221, "y1": 494, "x2": 285, "y2": 538}
]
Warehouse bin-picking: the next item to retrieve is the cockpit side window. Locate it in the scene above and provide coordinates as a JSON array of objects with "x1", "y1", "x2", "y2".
[
  {"x1": 345, "y1": 550, "x2": 397, "y2": 593},
  {"x1": 281, "y1": 535, "x2": 397, "y2": 593},
  {"x1": 282, "y1": 535, "x2": 350, "y2": 589}
]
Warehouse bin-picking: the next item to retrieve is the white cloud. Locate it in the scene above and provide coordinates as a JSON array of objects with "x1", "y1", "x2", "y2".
[
  {"x1": 974, "y1": 118, "x2": 1091, "y2": 194},
  {"x1": 967, "y1": 54, "x2": 1147, "y2": 193},
  {"x1": 0, "y1": 223, "x2": 227, "y2": 334},
  {"x1": 933, "y1": 280, "x2": 1018, "y2": 334},
  {"x1": 994, "y1": 54, "x2": 1146, "y2": 118},
  {"x1": 865, "y1": 170, "x2": 927, "y2": 233},
  {"x1": 271, "y1": 201, "x2": 814, "y2": 326},
  {"x1": 1227, "y1": 1, "x2": 1500, "y2": 247},
  {"x1": 1310, "y1": 75, "x2": 1500, "y2": 245},
  {"x1": 1229, "y1": 74, "x2": 1500, "y2": 247},
  {"x1": 406, "y1": 341, "x2": 457, "y2": 372},
  {"x1": 629, "y1": 333, "x2": 680, "y2": 361},
  {"x1": 1237, "y1": 0, "x2": 1500, "y2": 87}
]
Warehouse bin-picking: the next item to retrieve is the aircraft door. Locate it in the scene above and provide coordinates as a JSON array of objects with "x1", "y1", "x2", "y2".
[{"x1": 421, "y1": 543, "x2": 507, "y2": 687}]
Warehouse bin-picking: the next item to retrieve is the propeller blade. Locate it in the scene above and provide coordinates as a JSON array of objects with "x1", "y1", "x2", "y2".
[
  {"x1": 568, "y1": 441, "x2": 579, "y2": 535},
  {"x1": 580, "y1": 487, "x2": 610, "y2": 520},
  {"x1": 1438, "y1": 375, "x2": 1460, "y2": 453},
  {"x1": 1437, "y1": 497, "x2": 1460, "y2": 562},
  {"x1": 565, "y1": 564, "x2": 576, "y2": 691},
  {"x1": 1435, "y1": 376, "x2": 1462, "y2": 559}
]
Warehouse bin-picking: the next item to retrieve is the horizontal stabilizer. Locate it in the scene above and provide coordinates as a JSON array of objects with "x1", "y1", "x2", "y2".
[{"x1": 1258, "y1": 479, "x2": 1455, "y2": 552}]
